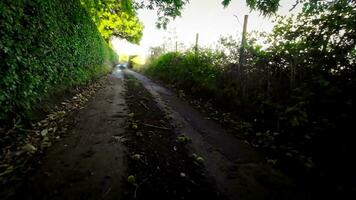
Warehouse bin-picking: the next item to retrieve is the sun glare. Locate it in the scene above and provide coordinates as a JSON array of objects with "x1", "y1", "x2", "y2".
[
  {"x1": 111, "y1": 0, "x2": 302, "y2": 63},
  {"x1": 112, "y1": 37, "x2": 147, "y2": 64}
]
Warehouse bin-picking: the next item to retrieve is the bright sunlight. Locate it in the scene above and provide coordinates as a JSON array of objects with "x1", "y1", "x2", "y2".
[{"x1": 111, "y1": 0, "x2": 302, "y2": 62}]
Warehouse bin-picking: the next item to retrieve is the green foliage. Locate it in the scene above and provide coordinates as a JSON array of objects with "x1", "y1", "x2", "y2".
[
  {"x1": 217, "y1": 35, "x2": 241, "y2": 63},
  {"x1": 135, "y1": 0, "x2": 189, "y2": 28},
  {"x1": 144, "y1": 1, "x2": 356, "y2": 184},
  {"x1": 222, "y1": 0, "x2": 344, "y2": 15},
  {"x1": 145, "y1": 50, "x2": 225, "y2": 97},
  {"x1": 81, "y1": 0, "x2": 190, "y2": 39},
  {"x1": 79, "y1": 0, "x2": 352, "y2": 39},
  {"x1": 80, "y1": 0, "x2": 143, "y2": 43},
  {"x1": 0, "y1": 0, "x2": 118, "y2": 122}
]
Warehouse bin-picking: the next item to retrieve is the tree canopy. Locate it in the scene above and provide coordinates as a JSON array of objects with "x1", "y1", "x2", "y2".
[
  {"x1": 80, "y1": 0, "x2": 189, "y2": 43},
  {"x1": 80, "y1": 0, "x2": 354, "y2": 44},
  {"x1": 80, "y1": 0, "x2": 144, "y2": 43},
  {"x1": 222, "y1": 0, "x2": 351, "y2": 15}
]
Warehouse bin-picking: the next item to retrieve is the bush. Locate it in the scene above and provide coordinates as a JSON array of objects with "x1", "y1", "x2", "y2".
[
  {"x1": 145, "y1": 50, "x2": 224, "y2": 99},
  {"x1": 0, "y1": 0, "x2": 118, "y2": 122},
  {"x1": 144, "y1": 2, "x2": 356, "y2": 191}
]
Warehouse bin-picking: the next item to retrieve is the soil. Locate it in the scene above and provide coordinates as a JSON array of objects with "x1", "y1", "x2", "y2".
[
  {"x1": 125, "y1": 70, "x2": 299, "y2": 200},
  {"x1": 12, "y1": 72, "x2": 128, "y2": 200},
  {"x1": 122, "y1": 74, "x2": 224, "y2": 200},
  {"x1": 4, "y1": 68, "x2": 300, "y2": 200}
]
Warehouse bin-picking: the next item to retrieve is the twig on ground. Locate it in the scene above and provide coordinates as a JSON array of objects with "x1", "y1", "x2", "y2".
[
  {"x1": 5, "y1": 117, "x2": 21, "y2": 135},
  {"x1": 139, "y1": 101, "x2": 149, "y2": 110},
  {"x1": 141, "y1": 123, "x2": 171, "y2": 130}
]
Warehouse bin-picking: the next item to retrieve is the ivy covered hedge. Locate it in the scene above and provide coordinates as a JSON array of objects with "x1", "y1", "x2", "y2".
[{"x1": 0, "y1": 0, "x2": 118, "y2": 121}]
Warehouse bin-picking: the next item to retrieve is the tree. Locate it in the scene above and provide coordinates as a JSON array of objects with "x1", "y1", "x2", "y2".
[
  {"x1": 145, "y1": 0, "x2": 353, "y2": 33},
  {"x1": 80, "y1": 0, "x2": 191, "y2": 42},
  {"x1": 81, "y1": 0, "x2": 351, "y2": 44},
  {"x1": 81, "y1": 0, "x2": 144, "y2": 43},
  {"x1": 134, "y1": 0, "x2": 189, "y2": 29}
]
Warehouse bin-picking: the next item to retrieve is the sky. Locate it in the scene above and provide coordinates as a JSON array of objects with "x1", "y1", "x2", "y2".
[{"x1": 112, "y1": 0, "x2": 301, "y2": 56}]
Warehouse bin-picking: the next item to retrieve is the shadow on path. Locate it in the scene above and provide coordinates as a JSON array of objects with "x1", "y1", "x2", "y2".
[
  {"x1": 16, "y1": 72, "x2": 128, "y2": 200},
  {"x1": 125, "y1": 69, "x2": 298, "y2": 200}
]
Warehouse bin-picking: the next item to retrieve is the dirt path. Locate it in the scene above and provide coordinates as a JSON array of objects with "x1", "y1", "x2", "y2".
[
  {"x1": 16, "y1": 72, "x2": 129, "y2": 200},
  {"x1": 122, "y1": 74, "x2": 224, "y2": 200},
  {"x1": 126, "y1": 69, "x2": 298, "y2": 200},
  {"x1": 10, "y1": 69, "x2": 298, "y2": 200}
]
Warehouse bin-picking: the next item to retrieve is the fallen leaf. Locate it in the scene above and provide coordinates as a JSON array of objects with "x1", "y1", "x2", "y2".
[
  {"x1": 127, "y1": 175, "x2": 136, "y2": 185},
  {"x1": 40, "y1": 129, "x2": 48, "y2": 136},
  {"x1": 22, "y1": 144, "x2": 37, "y2": 153}
]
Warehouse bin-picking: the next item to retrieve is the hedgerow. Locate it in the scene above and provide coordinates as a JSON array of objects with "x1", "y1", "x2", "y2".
[
  {"x1": 145, "y1": 50, "x2": 224, "y2": 99},
  {"x1": 144, "y1": 1, "x2": 356, "y2": 194},
  {"x1": 0, "y1": 0, "x2": 118, "y2": 122}
]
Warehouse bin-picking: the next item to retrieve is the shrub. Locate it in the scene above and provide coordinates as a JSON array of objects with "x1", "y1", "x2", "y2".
[
  {"x1": 0, "y1": 0, "x2": 118, "y2": 122},
  {"x1": 145, "y1": 50, "x2": 224, "y2": 99},
  {"x1": 143, "y1": 2, "x2": 356, "y2": 188}
]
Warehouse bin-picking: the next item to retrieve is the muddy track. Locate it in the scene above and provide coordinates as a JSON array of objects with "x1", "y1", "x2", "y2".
[
  {"x1": 4, "y1": 69, "x2": 300, "y2": 200},
  {"x1": 12, "y1": 73, "x2": 129, "y2": 200},
  {"x1": 125, "y1": 69, "x2": 299, "y2": 200},
  {"x1": 122, "y1": 73, "x2": 224, "y2": 200}
]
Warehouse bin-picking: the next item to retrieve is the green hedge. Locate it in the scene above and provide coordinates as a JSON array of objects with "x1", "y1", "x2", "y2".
[
  {"x1": 145, "y1": 51, "x2": 223, "y2": 98},
  {"x1": 0, "y1": 0, "x2": 118, "y2": 121}
]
